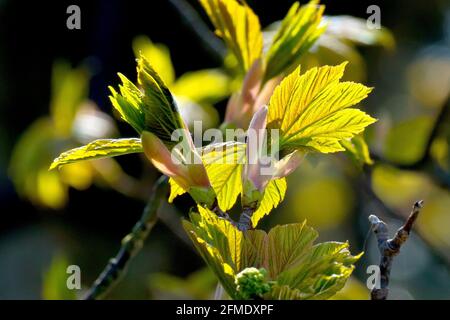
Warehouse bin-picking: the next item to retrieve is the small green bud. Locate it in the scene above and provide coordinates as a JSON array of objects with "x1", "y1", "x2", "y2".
[{"x1": 235, "y1": 267, "x2": 271, "y2": 300}]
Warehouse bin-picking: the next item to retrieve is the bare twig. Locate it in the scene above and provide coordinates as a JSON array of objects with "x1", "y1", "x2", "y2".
[
  {"x1": 369, "y1": 200, "x2": 424, "y2": 300},
  {"x1": 84, "y1": 176, "x2": 168, "y2": 300}
]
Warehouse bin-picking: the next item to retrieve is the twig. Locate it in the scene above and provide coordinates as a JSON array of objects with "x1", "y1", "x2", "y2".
[
  {"x1": 167, "y1": 0, "x2": 226, "y2": 63},
  {"x1": 83, "y1": 176, "x2": 168, "y2": 300},
  {"x1": 368, "y1": 200, "x2": 424, "y2": 300}
]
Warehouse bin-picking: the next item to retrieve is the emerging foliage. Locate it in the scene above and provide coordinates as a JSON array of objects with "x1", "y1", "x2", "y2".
[
  {"x1": 50, "y1": 138, "x2": 143, "y2": 170},
  {"x1": 264, "y1": 1, "x2": 325, "y2": 82},
  {"x1": 183, "y1": 207, "x2": 360, "y2": 299},
  {"x1": 199, "y1": 0, "x2": 263, "y2": 74},
  {"x1": 267, "y1": 62, "x2": 376, "y2": 153}
]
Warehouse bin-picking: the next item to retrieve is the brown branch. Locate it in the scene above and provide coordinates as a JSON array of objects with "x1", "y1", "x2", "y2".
[{"x1": 369, "y1": 200, "x2": 423, "y2": 300}]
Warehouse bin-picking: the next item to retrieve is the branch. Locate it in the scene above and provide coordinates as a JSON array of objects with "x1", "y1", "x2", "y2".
[
  {"x1": 83, "y1": 176, "x2": 168, "y2": 300},
  {"x1": 167, "y1": 0, "x2": 226, "y2": 63},
  {"x1": 369, "y1": 200, "x2": 423, "y2": 300}
]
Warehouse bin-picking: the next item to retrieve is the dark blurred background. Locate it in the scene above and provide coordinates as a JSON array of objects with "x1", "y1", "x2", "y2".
[{"x1": 1, "y1": 0, "x2": 449, "y2": 299}]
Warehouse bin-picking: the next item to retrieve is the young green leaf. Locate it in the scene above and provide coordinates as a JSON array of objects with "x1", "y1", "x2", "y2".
[
  {"x1": 109, "y1": 75, "x2": 146, "y2": 134},
  {"x1": 168, "y1": 177, "x2": 187, "y2": 203},
  {"x1": 49, "y1": 138, "x2": 143, "y2": 170},
  {"x1": 184, "y1": 210, "x2": 361, "y2": 300},
  {"x1": 202, "y1": 142, "x2": 246, "y2": 211},
  {"x1": 168, "y1": 142, "x2": 246, "y2": 211},
  {"x1": 341, "y1": 134, "x2": 373, "y2": 166},
  {"x1": 133, "y1": 35, "x2": 176, "y2": 86},
  {"x1": 137, "y1": 55, "x2": 188, "y2": 148},
  {"x1": 264, "y1": 0, "x2": 325, "y2": 82},
  {"x1": 275, "y1": 242, "x2": 361, "y2": 299},
  {"x1": 267, "y1": 62, "x2": 376, "y2": 153},
  {"x1": 199, "y1": 0, "x2": 263, "y2": 74},
  {"x1": 251, "y1": 178, "x2": 287, "y2": 227}
]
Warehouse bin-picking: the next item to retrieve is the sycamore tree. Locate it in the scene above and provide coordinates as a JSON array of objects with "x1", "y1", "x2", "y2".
[{"x1": 49, "y1": 0, "x2": 391, "y2": 300}]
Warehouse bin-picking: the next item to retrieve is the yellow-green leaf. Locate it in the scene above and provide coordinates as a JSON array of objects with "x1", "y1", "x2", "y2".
[
  {"x1": 341, "y1": 134, "x2": 373, "y2": 166},
  {"x1": 50, "y1": 138, "x2": 143, "y2": 170},
  {"x1": 171, "y1": 69, "x2": 230, "y2": 104},
  {"x1": 137, "y1": 55, "x2": 187, "y2": 148},
  {"x1": 50, "y1": 61, "x2": 89, "y2": 137},
  {"x1": 199, "y1": 0, "x2": 263, "y2": 74},
  {"x1": 168, "y1": 177, "x2": 187, "y2": 203},
  {"x1": 109, "y1": 75, "x2": 146, "y2": 134},
  {"x1": 42, "y1": 254, "x2": 77, "y2": 300},
  {"x1": 264, "y1": 0, "x2": 325, "y2": 82},
  {"x1": 167, "y1": 142, "x2": 245, "y2": 210},
  {"x1": 266, "y1": 222, "x2": 318, "y2": 278},
  {"x1": 202, "y1": 142, "x2": 246, "y2": 211},
  {"x1": 251, "y1": 178, "x2": 287, "y2": 227},
  {"x1": 133, "y1": 35, "x2": 175, "y2": 86},
  {"x1": 276, "y1": 242, "x2": 361, "y2": 299},
  {"x1": 267, "y1": 62, "x2": 376, "y2": 153}
]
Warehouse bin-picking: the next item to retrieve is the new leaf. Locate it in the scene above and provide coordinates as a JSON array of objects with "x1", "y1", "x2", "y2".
[
  {"x1": 267, "y1": 62, "x2": 376, "y2": 153},
  {"x1": 50, "y1": 138, "x2": 143, "y2": 170}
]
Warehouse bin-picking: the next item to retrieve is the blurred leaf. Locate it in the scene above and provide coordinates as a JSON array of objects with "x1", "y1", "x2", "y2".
[
  {"x1": 407, "y1": 56, "x2": 450, "y2": 109},
  {"x1": 251, "y1": 178, "x2": 287, "y2": 227},
  {"x1": 50, "y1": 61, "x2": 89, "y2": 137},
  {"x1": 176, "y1": 97, "x2": 220, "y2": 131},
  {"x1": 133, "y1": 35, "x2": 175, "y2": 86},
  {"x1": 171, "y1": 69, "x2": 230, "y2": 104},
  {"x1": 267, "y1": 63, "x2": 375, "y2": 153},
  {"x1": 323, "y1": 15, "x2": 395, "y2": 50},
  {"x1": 9, "y1": 118, "x2": 69, "y2": 209},
  {"x1": 264, "y1": 0, "x2": 325, "y2": 82},
  {"x1": 288, "y1": 177, "x2": 353, "y2": 229},
  {"x1": 341, "y1": 134, "x2": 373, "y2": 166},
  {"x1": 384, "y1": 116, "x2": 433, "y2": 165},
  {"x1": 149, "y1": 268, "x2": 217, "y2": 299},
  {"x1": 199, "y1": 0, "x2": 263, "y2": 74},
  {"x1": 50, "y1": 138, "x2": 143, "y2": 170},
  {"x1": 372, "y1": 165, "x2": 431, "y2": 208},
  {"x1": 42, "y1": 254, "x2": 76, "y2": 300},
  {"x1": 332, "y1": 277, "x2": 369, "y2": 300}
]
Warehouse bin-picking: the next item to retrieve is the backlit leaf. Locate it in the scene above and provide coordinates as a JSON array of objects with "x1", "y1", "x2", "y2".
[
  {"x1": 133, "y1": 35, "x2": 175, "y2": 86},
  {"x1": 251, "y1": 178, "x2": 287, "y2": 227},
  {"x1": 171, "y1": 69, "x2": 231, "y2": 104},
  {"x1": 169, "y1": 142, "x2": 246, "y2": 211},
  {"x1": 50, "y1": 138, "x2": 143, "y2": 170},
  {"x1": 199, "y1": 0, "x2": 263, "y2": 74},
  {"x1": 202, "y1": 142, "x2": 246, "y2": 211},
  {"x1": 137, "y1": 55, "x2": 187, "y2": 148},
  {"x1": 267, "y1": 63, "x2": 376, "y2": 153},
  {"x1": 341, "y1": 134, "x2": 373, "y2": 166},
  {"x1": 264, "y1": 0, "x2": 325, "y2": 82},
  {"x1": 168, "y1": 177, "x2": 187, "y2": 203}
]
